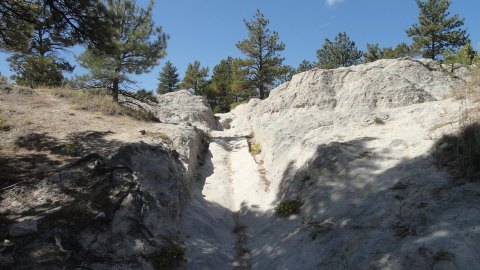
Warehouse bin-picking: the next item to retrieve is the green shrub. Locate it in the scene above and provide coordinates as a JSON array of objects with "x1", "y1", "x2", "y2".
[
  {"x1": 149, "y1": 244, "x2": 185, "y2": 270},
  {"x1": 275, "y1": 198, "x2": 303, "y2": 217},
  {"x1": 250, "y1": 142, "x2": 261, "y2": 155}
]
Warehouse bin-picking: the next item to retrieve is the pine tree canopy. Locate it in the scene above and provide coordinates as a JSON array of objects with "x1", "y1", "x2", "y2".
[
  {"x1": 77, "y1": 0, "x2": 168, "y2": 101},
  {"x1": 406, "y1": 0, "x2": 469, "y2": 60},
  {"x1": 297, "y1": 60, "x2": 314, "y2": 74},
  {"x1": 236, "y1": 10, "x2": 286, "y2": 99},
  {"x1": 316, "y1": 32, "x2": 362, "y2": 69},
  {"x1": 363, "y1": 43, "x2": 415, "y2": 63},
  {"x1": 157, "y1": 61, "x2": 180, "y2": 94},
  {"x1": 0, "y1": 0, "x2": 110, "y2": 52},
  {"x1": 180, "y1": 61, "x2": 209, "y2": 94}
]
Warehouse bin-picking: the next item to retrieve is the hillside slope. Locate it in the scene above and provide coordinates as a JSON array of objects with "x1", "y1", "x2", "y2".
[{"x1": 0, "y1": 86, "x2": 211, "y2": 269}]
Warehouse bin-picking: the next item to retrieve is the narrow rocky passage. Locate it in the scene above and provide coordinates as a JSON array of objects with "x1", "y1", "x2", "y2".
[{"x1": 180, "y1": 130, "x2": 273, "y2": 269}]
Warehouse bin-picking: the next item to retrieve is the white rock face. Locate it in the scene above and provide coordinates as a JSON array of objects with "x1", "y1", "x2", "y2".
[
  {"x1": 155, "y1": 90, "x2": 217, "y2": 130},
  {"x1": 226, "y1": 58, "x2": 479, "y2": 269},
  {"x1": 120, "y1": 89, "x2": 217, "y2": 130}
]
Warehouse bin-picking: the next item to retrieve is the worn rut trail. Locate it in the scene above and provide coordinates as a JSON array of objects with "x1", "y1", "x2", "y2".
[{"x1": 180, "y1": 129, "x2": 273, "y2": 269}]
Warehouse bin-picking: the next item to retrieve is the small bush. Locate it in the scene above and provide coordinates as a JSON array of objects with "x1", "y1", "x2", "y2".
[
  {"x1": 0, "y1": 115, "x2": 10, "y2": 131},
  {"x1": 250, "y1": 142, "x2": 261, "y2": 155},
  {"x1": 61, "y1": 143, "x2": 83, "y2": 156},
  {"x1": 374, "y1": 117, "x2": 385, "y2": 125},
  {"x1": 149, "y1": 244, "x2": 185, "y2": 270},
  {"x1": 0, "y1": 74, "x2": 8, "y2": 84},
  {"x1": 275, "y1": 198, "x2": 303, "y2": 217}
]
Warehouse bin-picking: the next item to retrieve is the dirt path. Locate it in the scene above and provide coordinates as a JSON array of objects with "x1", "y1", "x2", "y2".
[{"x1": 180, "y1": 130, "x2": 273, "y2": 269}]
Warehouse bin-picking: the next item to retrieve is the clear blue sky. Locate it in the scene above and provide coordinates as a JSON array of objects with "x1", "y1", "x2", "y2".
[{"x1": 0, "y1": 0, "x2": 479, "y2": 92}]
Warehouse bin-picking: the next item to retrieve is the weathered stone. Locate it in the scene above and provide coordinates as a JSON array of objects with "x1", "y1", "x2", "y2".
[{"x1": 120, "y1": 89, "x2": 217, "y2": 130}]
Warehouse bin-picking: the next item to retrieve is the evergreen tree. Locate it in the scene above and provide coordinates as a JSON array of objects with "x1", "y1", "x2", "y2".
[
  {"x1": 443, "y1": 42, "x2": 479, "y2": 71},
  {"x1": 279, "y1": 65, "x2": 296, "y2": 83},
  {"x1": 78, "y1": 0, "x2": 167, "y2": 101},
  {"x1": 157, "y1": 61, "x2": 180, "y2": 94},
  {"x1": 392, "y1": 43, "x2": 415, "y2": 58},
  {"x1": 211, "y1": 58, "x2": 235, "y2": 112},
  {"x1": 8, "y1": 54, "x2": 64, "y2": 87},
  {"x1": 316, "y1": 32, "x2": 362, "y2": 69},
  {"x1": 364, "y1": 42, "x2": 415, "y2": 63},
  {"x1": 0, "y1": 0, "x2": 110, "y2": 52},
  {"x1": 180, "y1": 61, "x2": 209, "y2": 94},
  {"x1": 364, "y1": 43, "x2": 383, "y2": 63},
  {"x1": 297, "y1": 59, "x2": 314, "y2": 73},
  {"x1": 406, "y1": 0, "x2": 469, "y2": 60},
  {"x1": 5, "y1": 2, "x2": 75, "y2": 87},
  {"x1": 236, "y1": 10, "x2": 286, "y2": 99}
]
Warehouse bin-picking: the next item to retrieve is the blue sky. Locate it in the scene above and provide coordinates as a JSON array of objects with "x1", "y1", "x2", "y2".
[{"x1": 0, "y1": 0, "x2": 479, "y2": 91}]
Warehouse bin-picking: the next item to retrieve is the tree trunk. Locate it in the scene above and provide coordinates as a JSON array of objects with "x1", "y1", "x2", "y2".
[{"x1": 112, "y1": 78, "x2": 119, "y2": 102}]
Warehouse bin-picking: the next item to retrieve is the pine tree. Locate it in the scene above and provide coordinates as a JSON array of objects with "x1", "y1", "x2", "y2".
[
  {"x1": 77, "y1": 0, "x2": 167, "y2": 101},
  {"x1": 180, "y1": 61, "x2": 209, "y2": 94},
  {"x1": 0, "y1": 0, "x2": 110, "y2": 52},
  {"x1": 211, "y1": 58, "x2": 235, "y2": 113},
  {"x1": 392, "y1": 43, "x2": 415, "y2": 58},
  {"x1": 364, "y1": 43, "x2": 383, "y2": 63},
  {"x1": 406, "y1": 0, "x2": 469, "y2": 60},
  {"x1": 5, "y1": 2, "x2": 75, "y2": 87},
  {"x1": 364, "y1": 43, "x2": 415, "y2": 63},
  {"x1": 236, "y1": 10, "x2": 286, "y2": 99},
  {"x1": 8, "y1": 54, "x2": 64, "y2": 88},
  {"x1": 157, "y1": 61, "x2": 179, "y2": 94},
  {"x1": 297, "y1": 59, "x2": 314, "y2": 73},
  {"x1": 443, "y1": 42, "x2": 479, "y2": 71},
  {"x1": 316, "y1": 32, "x2": 362, "y2": 69}
]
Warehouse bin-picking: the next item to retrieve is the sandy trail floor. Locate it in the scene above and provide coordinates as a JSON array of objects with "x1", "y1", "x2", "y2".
[{"x1": 180, "y1": 130, "x2": 273, "y2": 269}]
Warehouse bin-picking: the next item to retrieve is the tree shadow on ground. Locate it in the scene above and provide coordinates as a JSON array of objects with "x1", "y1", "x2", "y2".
[
  {"x1": 0, "y1": 130, "x2": 128, "y2": 189},
  {"x1": 0, "y1": 130, "x2": 144, "y2": 269}
]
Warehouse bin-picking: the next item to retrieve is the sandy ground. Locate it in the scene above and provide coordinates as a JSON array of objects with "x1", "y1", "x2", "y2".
[{"x1": 180, "y1": 129, "x2": 274, "y2": 269}]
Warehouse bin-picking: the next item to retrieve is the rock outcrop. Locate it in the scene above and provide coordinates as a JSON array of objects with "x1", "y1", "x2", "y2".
[
  {"x1": 121, "y1": 89, "x2": 217, "y2": 130},
  {"x1": 0, "y1": 86, "x2": 210, "y2": 269},
  {"x1": 226, "y1": 58, "x2": 480, "y2": 269}
]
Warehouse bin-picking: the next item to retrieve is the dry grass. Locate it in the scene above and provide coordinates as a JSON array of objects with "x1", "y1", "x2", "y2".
[
  {"x1": 48, "y1": 87, "x2": 158, "y2": 122},
  {"x1": 434, "y1": 68, "x2": 480, "y2": 180},
  {"x1": 0, "y1": 112, "x2": 13, "y2": 132},
  {"x1": 0, "y1": 114, "x2": 8, "y2": 130},
  {"x1": 449, "y1": 68, "x2": 480, "y2": 101}
]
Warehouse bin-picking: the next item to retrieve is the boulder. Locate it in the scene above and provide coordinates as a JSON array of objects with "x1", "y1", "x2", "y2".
[{"x1": 120, "y1": 90, "x2": 217, "y2": 130}]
